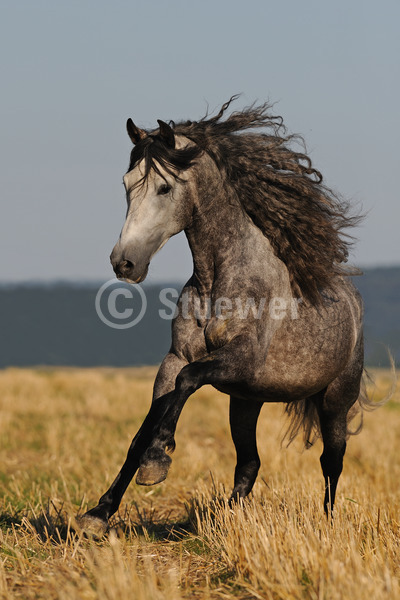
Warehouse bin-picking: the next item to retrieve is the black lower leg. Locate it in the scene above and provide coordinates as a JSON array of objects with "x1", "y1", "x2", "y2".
[
  {"x1": 318, "y1": 403, "x2": 347, "y2": 516},
  {"x1": 317, "y1": 344, "x2": 363, "y2": 516},
  {"x1": 81, "y1": 391, "x2": 175, "y2": 525},
  {"x1": 229, "y1": 396, "x2": 262, "y2": 501},
  {"x1": 81, "y1": 336, "x2": 257, "y2": 531},
  {"x1": 137, "y1": 337, "x2": 257, "y2": 490},
  {"x1": 320, "y1": 442, "x2": 346, "y2": 516},
  {"x1": 136, "y1": 391, "x2": 190, "y2": 485}
]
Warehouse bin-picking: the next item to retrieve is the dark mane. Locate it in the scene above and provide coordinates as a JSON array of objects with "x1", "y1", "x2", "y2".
[
  {"x1": 129, "y1": 98, "x2": 361, "y2": 305},
  {"x1": 127, "y1": 132, "x2": 202, "y2": 187}
]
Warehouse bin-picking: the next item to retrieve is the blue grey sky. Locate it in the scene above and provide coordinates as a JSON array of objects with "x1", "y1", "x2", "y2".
[{"x1": 1, "y1": 0, "x2": 399, "y2": 283}]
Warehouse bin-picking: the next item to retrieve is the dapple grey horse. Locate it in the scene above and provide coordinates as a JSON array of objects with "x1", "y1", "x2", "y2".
[{"x1": 80, "y1": 99, "x2": 364, "y2": 536}]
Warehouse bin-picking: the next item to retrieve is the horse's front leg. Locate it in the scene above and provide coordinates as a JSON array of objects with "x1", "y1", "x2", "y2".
[
  {"x1": 78, "y1": 352, "x2": 187, "y2": 536},
  {"x1": 80, "y1": 336, "x2": 254, "y2": 535},
  {"x1": 229, "y1": 395, "x2": 263, "y2": 502},
  {"x1": 135, "y1": 353, "x2": 189, "y2": 485},
  {"x1": 137, "y1": 335, "x2": 257, "y2": 486}
]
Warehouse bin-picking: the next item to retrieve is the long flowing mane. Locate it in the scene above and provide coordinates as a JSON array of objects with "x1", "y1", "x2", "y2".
[{"x1": 129, "y1": 98, "x2": 361, "y2": 305}]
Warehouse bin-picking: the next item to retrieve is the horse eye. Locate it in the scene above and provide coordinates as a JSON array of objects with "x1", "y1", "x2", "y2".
[{"x1": 157, "y1": 183, "x2": 172, "y2": 195}]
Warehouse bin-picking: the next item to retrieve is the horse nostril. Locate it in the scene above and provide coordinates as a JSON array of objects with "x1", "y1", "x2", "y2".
[
  {"x1": 123, "y1": 259, "x2": 134, "y2": 271},
  {"x1": 115, "y1": 259, "x2": 134, "y2": 278}
]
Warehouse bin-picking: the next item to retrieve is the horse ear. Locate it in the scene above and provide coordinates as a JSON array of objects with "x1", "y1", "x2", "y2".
[
  {"x1": 126, "y1": 118, "x2": 147, "y2": 145},
  {"x1": 157, "y1": 119, "x2": 175, "y2": 148}
]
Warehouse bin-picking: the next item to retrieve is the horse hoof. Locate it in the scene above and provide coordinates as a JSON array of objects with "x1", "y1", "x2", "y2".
[
  {"x1": 136, "y1": 455, "x2": 172, "y2": 486},
  {"x1": 75, "y1": 514, "x2": 109, "y2": 539}
]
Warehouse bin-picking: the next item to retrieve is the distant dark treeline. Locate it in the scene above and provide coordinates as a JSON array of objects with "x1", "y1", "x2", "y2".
[
  {"x1": 0, "y1": 267, "x2": 399, "y2": 368},
  {"x1": 354, "y1": 267, "x2": 400, "y2": 367}
]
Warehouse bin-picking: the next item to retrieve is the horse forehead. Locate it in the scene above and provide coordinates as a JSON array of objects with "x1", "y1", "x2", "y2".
[
  {"x1": 123, "y1": 160, "x2": 146, "y2": 188},
  {"x1": 123, "y1": 134, "x2": 194, "y2": 188}
]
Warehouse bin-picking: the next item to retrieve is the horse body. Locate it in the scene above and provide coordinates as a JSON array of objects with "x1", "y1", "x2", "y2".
[
  {"x1": 175, "y1": 194, "x2": 361, "y2": 404},
  {"x1": 80, "y1": 101, "x2": 364, "y2": 536}
]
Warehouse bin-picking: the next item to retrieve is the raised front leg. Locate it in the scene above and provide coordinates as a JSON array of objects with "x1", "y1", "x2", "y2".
[
  {"x1": 137, "y1": 335, "x2": 257, "y2": 487},
  {"x1": 135, "y1": 353, "x2": 188, "y2": 485},
  {"x1": 80, "y1": 335, "x2": 256, "y2": 534},
  {"x1": 229, "y1": 396, "x2": 263, "y2": 501},
  {"x1": 78, "y1": 352, "x2": 187, "y2": 535}
]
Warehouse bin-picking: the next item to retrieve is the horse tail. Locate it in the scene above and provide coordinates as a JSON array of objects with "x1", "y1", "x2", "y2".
[
  {"x1": 283, "y1": 351, "x2": 396, "y2": 449},
  {"x1": 283, "y1": 397, "x2": 321, "y2": 449}
]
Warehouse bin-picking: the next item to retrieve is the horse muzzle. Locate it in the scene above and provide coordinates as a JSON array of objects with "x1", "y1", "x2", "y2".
[{"x1": 112, "y1": 258, "x2": 148, "y2": 284}]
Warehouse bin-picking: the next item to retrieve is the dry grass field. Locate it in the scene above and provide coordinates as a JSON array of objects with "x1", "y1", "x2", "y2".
[{"x1": 0, "y1": 367, "x2": 399, "y2": 599}]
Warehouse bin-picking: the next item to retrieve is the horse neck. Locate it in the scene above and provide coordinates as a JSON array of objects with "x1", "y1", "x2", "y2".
[{"x1": 184, "y1": 155, "x2": 286, "y2": 297}]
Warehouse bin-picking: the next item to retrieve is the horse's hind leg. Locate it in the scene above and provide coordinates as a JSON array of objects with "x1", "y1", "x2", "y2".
[
  {"x1": 317, "y1": 398, "x2": 348, "y2": 516},
  {"x1": 317, "y1": 352, "x2": 363, "y2": 515},
  {"x1": 229, "y1": 396, "x2": 263, "y2": 501}
]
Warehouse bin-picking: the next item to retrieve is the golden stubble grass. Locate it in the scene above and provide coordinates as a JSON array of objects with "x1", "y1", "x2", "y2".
[{"x1": 0, "y1": 367, "x2": 399, "y2": 599}]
